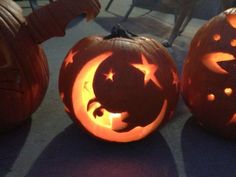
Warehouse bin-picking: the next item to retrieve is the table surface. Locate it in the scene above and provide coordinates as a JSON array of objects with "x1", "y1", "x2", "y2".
[{"x1": 1, "y1": 1, "x2": 236, "y2": 177}]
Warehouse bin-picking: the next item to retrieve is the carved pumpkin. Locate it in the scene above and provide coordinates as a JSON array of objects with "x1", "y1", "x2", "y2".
[
  {"x1": 0, "y1": 0, "x2": 100, "y2": 132},
  {"x1": 59, "y1": 26, "x2": 180, "y2": 142},
  {"x1": 182, "y1": 8, "x2": 236, "y2": 138}
]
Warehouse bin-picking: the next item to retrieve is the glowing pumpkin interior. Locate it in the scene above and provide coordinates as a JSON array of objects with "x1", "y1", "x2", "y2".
[
  {"x1": 71, "y1": 52, "x2": 168, "y2": 142},
  {"x1": 59, "y1": 33, "x2": 179, "y2": 142},
  {"x1": 182, "y1": 8, "x2": 236, "y2": 138}
]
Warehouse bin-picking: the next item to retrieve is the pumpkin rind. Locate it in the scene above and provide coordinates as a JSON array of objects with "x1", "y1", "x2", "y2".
[
  {"x1": 59, "y1": 34, "x2": 179, "y2": 142},
  {"x1": 0, "y1": 0, "x2": 100, "y2": 132},
  {"x1": 0, "y1": 0, "x2": 49, "y2": 131},
  {"x1": 182, "y1": 8, "x2": 236, "y2": 139}
]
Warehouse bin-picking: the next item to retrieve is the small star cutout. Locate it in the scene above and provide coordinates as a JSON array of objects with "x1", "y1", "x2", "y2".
[
  {"x1": 65, "y1": 50, "x2": 77, "y2": 66},
  {"x1": 104, "y1": 69, "x2": 115, "y2": 81},
  {"x1": 172, "y1": 70, "x2": 179, "y2": 88}
]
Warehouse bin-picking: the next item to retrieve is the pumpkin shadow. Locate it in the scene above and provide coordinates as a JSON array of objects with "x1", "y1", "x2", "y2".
[
  {"x1": 181, "y1": 117, "x2": 236, "y2": 177},
  {"x1": 0, "y1": 118, "x2": 31, "y2": 177},
  {"x1": 26, "y1": 123, "x2": 178, "y2": 177}
]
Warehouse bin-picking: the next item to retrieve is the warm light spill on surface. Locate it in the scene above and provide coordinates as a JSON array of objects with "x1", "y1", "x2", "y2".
[
  {"x1": 224, "y1": 88, "x2": 233, "y2": 96},
  {"x1": 207, "y1": 94, "x2": 215, "y2": 101},
  {"x1": 213, "y1": 34, "x2": 221, "y2": 41},
  {"x1": 202, "y1": 52, "x2": 235, "y2": 74},
  {"x1": 131, "y1": 54, "x2": 162, "y2": 89},
  {"x1": 231, "y1": 39, "x2": 236, "y2": 47},
  {"x1": 104, "y1": 69, "x2": 115, "y2": 81}
]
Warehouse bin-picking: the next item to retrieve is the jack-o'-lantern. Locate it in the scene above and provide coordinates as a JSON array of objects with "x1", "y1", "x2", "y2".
[
  {"x1": 182, "y1": 8, "x2": 236, "y2": 139},
  {"x1": 59, "y1": 25, "x2": 180, "y2": 142},
  {"x1": 0, "y1": 0, "x2": 100, "y2": 132}
]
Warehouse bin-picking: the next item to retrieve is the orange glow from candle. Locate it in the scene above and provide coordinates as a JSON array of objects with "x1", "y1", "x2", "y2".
[
  {"x1": 207, "y1": 94, "x2": 215, "y2": 101},
  {"x1": 213, "y1": 34, "x2": 221, "y2": 41},
  {"x1": 131, "y1": 54, "x2": 162, "y2": 89},
  {"x1": 104, "y1": 69, "x2": 115, "y2": 81},
  {"x1": 231, "y1": 39, "x2": 236, "y2": 47},
  {"x1": 224, "y1": 88, "x2": 233, "y2": 96}
]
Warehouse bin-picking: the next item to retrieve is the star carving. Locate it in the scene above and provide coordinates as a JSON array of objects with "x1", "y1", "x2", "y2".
[
  {"x1": 65, "y1": 50, "x2": 77, "y2": 66},
  {"x1": 131, "y1": 54, "x2": 162, "y2": 89},
  {"x1": 172, "y1": 70, "x2": 179, "y2": 88},
  {"x1": 104, "y1": 69, "x2": 115, "y2": 81}
]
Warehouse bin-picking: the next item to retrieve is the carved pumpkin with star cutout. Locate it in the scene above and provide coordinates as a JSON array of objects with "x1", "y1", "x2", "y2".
[
  {"x1": 59, "y1": 26, "x2": 180, "y2": 142},
  {"x1": 182, "y1": 8, "x2": 236, "y2": 139}
]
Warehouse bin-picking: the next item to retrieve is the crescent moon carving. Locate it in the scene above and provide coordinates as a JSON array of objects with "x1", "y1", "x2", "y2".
[
  {"x1": 202, "y1": 52, "x2": 235, "y2": 74},
  {"x1": 71, "y1": 51, "x2": 168, "y2": 142}
]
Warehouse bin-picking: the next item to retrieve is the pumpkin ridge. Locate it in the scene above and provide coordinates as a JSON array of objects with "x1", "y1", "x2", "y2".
[
  {"x1": 0, "y1": 7, "x2": 20, "y2": 36},
  {"x1": 59, "y1": 31, "x2": 179, "y2": 142},
  {"x1": 0, "y1": 2, "x2": 24, "y2": 25}
]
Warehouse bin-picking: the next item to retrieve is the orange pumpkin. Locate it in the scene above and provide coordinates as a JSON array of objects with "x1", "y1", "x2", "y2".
[
  {"x1": 182, "y1": 8, "x2": 236, "y2": 139},
  {"x1": 0, "y1": 0, "x2": 100, "y2": 132},
  {"x1": 59, "y1": 26, "x2": 180, "y2": 142},
  {"x1": 0, "y1": 0, "x2": 49, "y2": 132}
]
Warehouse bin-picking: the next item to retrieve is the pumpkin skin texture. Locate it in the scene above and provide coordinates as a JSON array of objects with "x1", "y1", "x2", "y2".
[
  {"x1": 59, "y1": 29, "x2": 180, "y2": 142},
  {"x1": 182, "y1": 8, "x2": 236, "y2": 139},
  {"x1": 0, "y1": 0, "x2": 100, "y2": 132},
  {"x1": 0, "y1": 0, "x2": 49, "y2": 132}
]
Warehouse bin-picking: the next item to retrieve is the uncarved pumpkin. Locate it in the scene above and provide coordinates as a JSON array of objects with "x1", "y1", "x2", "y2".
[
  {"x1": 182, "y1": 8, "x2": 236, "y2": 139},
  {"x1": 59, "y1": 26, "x2": 180, "y2": 142},
  {"x1": 0, "y1": 0, "x2": 100, "y2": 132}
]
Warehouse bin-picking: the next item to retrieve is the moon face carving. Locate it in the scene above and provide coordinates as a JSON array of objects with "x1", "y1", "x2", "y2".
[
  {"x1": 92, "y1": 53, "x2": 165, "y2": 132},
  {"x1": 71, "y1": 51, "x2": 168, "y2": 141}
]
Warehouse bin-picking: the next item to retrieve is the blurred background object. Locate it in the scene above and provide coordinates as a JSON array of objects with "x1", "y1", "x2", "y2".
[{"x1": 105, "y1": 0, "x2": 236, "y2": 47}]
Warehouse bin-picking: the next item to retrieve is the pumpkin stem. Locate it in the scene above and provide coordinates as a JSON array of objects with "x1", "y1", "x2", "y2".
[{"x1": 104, "y1": 24, "x2": 137, "y2": 40}]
